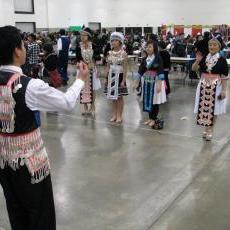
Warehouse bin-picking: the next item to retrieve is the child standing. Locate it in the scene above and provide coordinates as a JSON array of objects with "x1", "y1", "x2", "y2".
[
  {"x1": 105, "y1": 32, "x2": 128, "y2": 123},
  {"x1": 76, "y1": 27, "x2": 101, "y2": 117},
  {"x1": 138, "y1": 40, "x2": 167, "y2": 128}
]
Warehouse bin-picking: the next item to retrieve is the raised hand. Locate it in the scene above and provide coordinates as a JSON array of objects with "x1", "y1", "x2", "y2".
[
  {"x1": 77, "y1": 61, "x2": 89, "y2": 82},
  {"x1": 196, "y1": 52, "x2": 203, "y2": 63}
]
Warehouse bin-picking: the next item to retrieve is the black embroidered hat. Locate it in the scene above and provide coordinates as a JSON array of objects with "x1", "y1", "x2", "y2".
[
  {"x1": 210, "y1": 33, "x2": 223, "y2": 48},
  {"x1": 80, "y1": 27, "x2": 93, "y2": 38}
]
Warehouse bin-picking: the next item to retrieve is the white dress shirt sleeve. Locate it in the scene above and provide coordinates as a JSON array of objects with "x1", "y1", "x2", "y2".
[
  {"x1": 57, "y1": 38, "x2": 62, "y2": 51},
  {"x1": 25, "y1": 79, "x2": 84, "y2": 112}
]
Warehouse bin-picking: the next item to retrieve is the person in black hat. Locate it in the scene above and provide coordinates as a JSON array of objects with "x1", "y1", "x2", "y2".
[{"x1": 76, "y1": 27, "x2": 101, "y2": 117}]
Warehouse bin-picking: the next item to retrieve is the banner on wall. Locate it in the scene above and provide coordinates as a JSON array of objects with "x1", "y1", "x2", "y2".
[
  {"x1": 174, "y1": 25, "x2": 184, "y2": 35},
  {"x1": 166, "y1": 24, "x2": 212, "y2": 36},
  {"x1": 192, "y1": 25, "x2": 202, "y2": 36},
  {"x1": 68, "y1": 26, "x2": 82, "y2": 32},
  {"x1": 184, "y1": 28, "x2": 192, "y2": 36}
]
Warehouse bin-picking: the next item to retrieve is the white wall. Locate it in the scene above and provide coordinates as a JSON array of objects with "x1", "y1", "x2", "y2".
[
  {"x1": 15, "y1": 0, "x2": 49, "y2": 29},
  {"x1": 47, "y1": 0, "x2": 88, "y2": 29},
  {"x1": 46, "y1": 0, "x2": 230, "y2": 28},
  {"x1": 87, "y1": 0, "x2": 230, "y2": 27},
  {"x1": 0, "y1": 0, "x2": 15, "y2": 26},
  {"x1": 0, "y1": 0, "x2": 48, "y2": 29},
  {"x1": 0, "y1": 0, "x2": 230, "y2": 29}
]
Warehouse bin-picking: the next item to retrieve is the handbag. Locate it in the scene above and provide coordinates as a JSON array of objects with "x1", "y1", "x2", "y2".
[
  {"x1": 48, "y1": 69, "x2": 62, "y2": 88},
  {"x1": 93, "y1": 68, "x2": 101, "y2": 90}
]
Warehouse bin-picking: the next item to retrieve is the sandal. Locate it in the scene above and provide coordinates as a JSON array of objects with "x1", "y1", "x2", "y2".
[
  {"x1": 116, "y1": 119, "x2": 123, "y2": 124},
  {"x1": 110, "y1": 117, "x2": 117, "y2": 122},
  {"x1": 144, "y1": 120, "x2": 151, "y2": 125},
  {"x1": 148, "y1": 120, "x2": 155, "y2": 128}
]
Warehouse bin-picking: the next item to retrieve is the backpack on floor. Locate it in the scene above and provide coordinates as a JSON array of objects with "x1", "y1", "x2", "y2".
[{"x1": 153, "y1": 118, "x2": 164, "y2": 130}]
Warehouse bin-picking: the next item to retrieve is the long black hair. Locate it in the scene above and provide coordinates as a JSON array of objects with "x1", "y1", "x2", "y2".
[{"x1": 146, "y1": 39, "x2": 159, "y2": 55}]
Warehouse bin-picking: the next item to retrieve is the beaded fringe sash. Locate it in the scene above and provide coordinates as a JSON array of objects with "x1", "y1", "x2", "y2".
[
  {"x1": 0, "y1": 128, "x2": 50, "y2": 184},
  {"x1": 80, "y1": 70, "x2": 93, "y2": 104},
  {"x1": 143, "y1": 71, "x2": 157, "y2": 112},
  {"x1": 107, "y1": 65, "x2": 123, "y2": 100},
  {"x1": 197, "y1": 74, "x2": 219, "y2": 127},
  {"x1": 0, "y1": 73, "x2": 22, "y2": 133},
  {"x1": 107, "y1": 71, "x2": 119, "y2": 100}
]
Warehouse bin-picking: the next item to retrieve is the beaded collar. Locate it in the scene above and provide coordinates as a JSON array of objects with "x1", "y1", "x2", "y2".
[
  {"x1": 80, "y1": 42, "x2": 94, "y2": 64},
  {"x1": 206, "y1": 52, "x2": 220, "y2": 73},
  {"x1": 108, "y1": 49, "x2": 125, "y2": 65}
]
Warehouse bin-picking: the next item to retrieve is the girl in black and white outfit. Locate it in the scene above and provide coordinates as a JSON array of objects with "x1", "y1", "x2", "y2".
[
  {"x1": 76, "y1": 27, "x2": 101, "y2": 116},
  {"x1": 104, "y1": 32, "x2": 128, "y2": 123},
  {"x1": 193, "y1": 36, "x2": 229, "y2": 141},
  {"x1": 138, "y1": 40, "x2": 167, "y2": 128}
]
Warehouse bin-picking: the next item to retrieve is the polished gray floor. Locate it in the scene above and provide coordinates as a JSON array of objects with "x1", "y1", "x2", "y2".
[{"x1": 1, "y1": 66, "x2": 230, "y2": 230}]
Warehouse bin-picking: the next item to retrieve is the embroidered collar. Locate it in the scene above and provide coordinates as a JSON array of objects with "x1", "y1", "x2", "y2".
[
  {"x1": 205, "y1": 52, "x2": 220, "y2": 73},
  {"x1": 147, "y1": 54, "x2": 155, "y2": 60},
  {"x1": 80, "y1": 42, "x2": 93, "y2": 64},
  {"x1": 146, "y1": 54, "x2": 155, "y2": 69},
  {"x1": 0, "y1": 69, "x2": 22, "y2": 133},
  {"x1": 146, "y1": 54, "x2": 155, "y2": 62},
  {"x1": 111, "y1": 49, "x2": 123, "y2": 56},
  {"x1": 80, "y1": 42, "x2": 92, "y2": 50},
  {"x1": 0, "y1": 65, "x2": 23, "y2": 74}
]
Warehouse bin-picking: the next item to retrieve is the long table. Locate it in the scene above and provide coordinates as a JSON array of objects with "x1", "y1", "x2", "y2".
[
  {"x1": 170, "y1": 57, "x2": 196, "y2": 84},
  {"x1": 227, "y1": 59, "x2": 230, "y2": 68},
  {"x1": 170, "y1": 57, "x2": 196, "y2": 63},
  {"x1": 172, "y1": 57, "x2": 230, "y2": 69}
]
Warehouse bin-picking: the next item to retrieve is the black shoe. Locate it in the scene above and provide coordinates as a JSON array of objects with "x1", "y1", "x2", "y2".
[{"x1": 62, "y1": 80, "x2": 68, "y2": 86}]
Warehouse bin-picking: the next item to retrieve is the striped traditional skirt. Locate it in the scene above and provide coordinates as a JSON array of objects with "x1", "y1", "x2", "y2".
[
  {"x1": 104, "y1": 69, "x2": 128, "y2": 100},
  {"x1": 194, "y1": 73, "x2": 226, "y2": 126},
  {"x1": 142, "y1": 71, "x2": 167, "y2": 112},
  {"x1": 80, "y1": 67, "x2": 101, "y2": 104}
]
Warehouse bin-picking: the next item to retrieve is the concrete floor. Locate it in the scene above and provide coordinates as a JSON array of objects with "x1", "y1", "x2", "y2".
[{"x1": 1, "y1": 65, "x2": 230, "y2": 230}]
